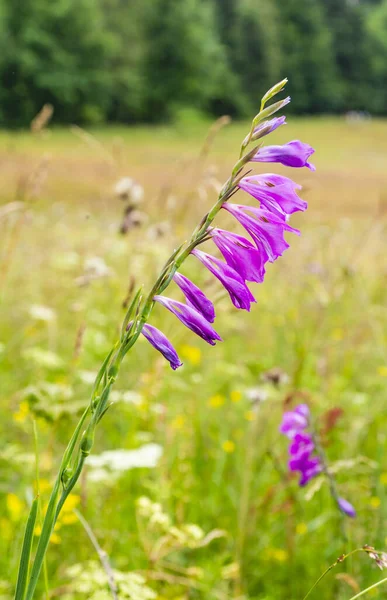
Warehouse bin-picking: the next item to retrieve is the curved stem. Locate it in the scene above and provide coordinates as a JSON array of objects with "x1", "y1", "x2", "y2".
[{"x1": 17, "y1": 101, "x2": 265, "y2": 599}]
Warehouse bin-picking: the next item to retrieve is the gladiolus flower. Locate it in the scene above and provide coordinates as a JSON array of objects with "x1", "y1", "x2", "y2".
[
  {"x1": 242, "y1": 116, "x2": 286, "y2": 146},
  {"x1": 210, "y1": 228, "x2": 266, "y2": 283},
  {"x1": 173, "y1": 272, "x2": 215, "y2": 323},
  {"x1": 238, "y1": 173, "x2": 307, "y2": 217},
  {"x1": 224, "y1": 204, "x2": 300, "y2": 262},
  {"x1": 252, "y1": 140, "x2": 316, "y2": 171},
  {"x1": 154, "y1": 296, "x2": 222, "y2": 346},
  {"x1": 141, "y1": 324, "x2": 182, "y2": 370},
  {"x1": 191, "y1": 248, "x2": 256, "y2": 311},
  {"x1": 280, "y1": 404, "x2": 322, "y2": 487}
]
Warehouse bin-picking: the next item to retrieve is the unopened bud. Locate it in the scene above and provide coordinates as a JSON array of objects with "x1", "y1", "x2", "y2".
[
  {"x1": 261, "y1": 78, "x2": 288, "y2": 109},
  {"x1": 80, "y1": 429, "x2": 95, "y2": 456},
  {"x1": 255, "y1": 96, "x2": 291, "y2": 125}
]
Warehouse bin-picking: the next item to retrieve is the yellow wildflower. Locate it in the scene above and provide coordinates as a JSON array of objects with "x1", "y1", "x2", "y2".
[
  {"x1": 7, "y1": 493, "x2": 24, "y2": 521},
  {"x1": 230, "y1": 390, "x2": 242, "y2": 403},
  {"x1": 38, "y1": 479, "x2": 52, "y2": 494},
  {"x1": 209, "y1": 394, "x2": 225, "y2": 408},
  {"x1": 50, "y1": 532, "x2": 61, "y2": 544},
  {"x1": 370, "y1": 496, "x2": 381, "y2": 509},
  {"x1": 296, "y1": 522, "x2": 308, "y2": 535},
  {"x1": 378, "y1": 366, "x2": 387, "y2": 377},
  {"x1": 222, "y1": 440, "x2": 235, "y2": 453},
  {"x1": 63, "y1": 494, "x2": 80, "y2": 512},
  {"x1": 244, "y1": 410, "x2": 256, "y2": 422},
  {"x1": 13, "y1": 401, "x2": 29, "y2": 424},
  {"x1": 61, "y1": 513, "x2": 78, "y2": 525},
  {"x1": 268, "y1": 548, "x2": 288, "y2": 562},
  {"x1": 180, "y1": 345, "x2": 201, "y2": 366},
  {"x1": 171, "y1": 415, "x2": 186, "y2": 430}
]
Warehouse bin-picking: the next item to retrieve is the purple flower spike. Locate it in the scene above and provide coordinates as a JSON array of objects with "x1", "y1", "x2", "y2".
[
  {"x1": 173, "y1": 272, "x2": 215, "y2": 323},
  {"x1": 211, "y1": 228, "x2": 266, "y2": 283},
  {"x1": 337, "y1": 497, "x2": 356, "y2": 518},
  {"x1": 141, "y1": 324, "x2": 183, "y2": 370},
  {"x1": 238, "y1": 173, "x2": 307, "y2": 217},
  {"x1": 252, "y1": 140, "x2": 316, "y2": 171},
  {"x1": 224, "y1": 204, "x2": 300, "y2": 262},
  {"x1": 154, "y1": 295, "x2": 222, "y2": 346},
  {"x1": 191, "y1": 248, "x2": 256, "y2": 311},
  {"x1": 280, "y1": 404, "x2": 323, "y2": 486}
]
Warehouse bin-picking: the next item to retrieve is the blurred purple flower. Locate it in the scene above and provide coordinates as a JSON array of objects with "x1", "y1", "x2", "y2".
[
  {"x1": 191, "y1": 248, "x2": 256, "y2": 311},
  {"x1": 280, "y1": 404, "x2": 322, "y2": 487},
  {"x1": 211, "y1": 228, "x2": 266, "y2": 283},
  {"x1": 224, "y1": 204, "x2": 300, "y2": 262},
  {"x1": 337, "y1": 497, "x2": 356, "y2": 518},
  {"x1": 238, "y1": 173, "x2": 307, "y2": 217},
  {"x1": 141, "y1": 323, "x2": 182, "y2": 370},
  {"x1": 173, "y1": 272, "x2": 215, "y2": 323},
  {"x1": 154, "y1": 295, "x2": 222, "y2": 346},
  {"x1": 252, "y1": 140, "x2": 316, "y2": 171}
]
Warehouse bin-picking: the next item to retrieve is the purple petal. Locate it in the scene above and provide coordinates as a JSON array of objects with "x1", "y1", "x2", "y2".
[
  {"x1": 141, "y1": 324, "x2": 183, "y2": 370},
  {"x1": 279, "y1": 412, "x2": 308, "y2": 439},
  {"x1": 238, "y1": 173, "x2": 307, "y2": 217},
  {"x1": 224, "y1": 204, "x2": 299, "y2": 262},
  {"x1": 243, "y1": 116, "x2": 287, "y2": 145},
  {"x1": 337, "y1": 497, "x2": 356, "y2": 518},
  {"x1": 299, "y1": 462, "x2": 322, "y2": 486},
  {"x1": 289, "y1": 453, "x2": 319, "y2": 472},
  {"x1": 191, "y1": 248, "x2": 256, "y2": 311},
  {"x1": 211, "y1": 228, "x2": 267, "y2": 283},
  {"x1": 154, "y1": 295, "x2": 222, "y2": 346},
  {"x1": 294, "y1": 404, "x2": 310, "y2": 419},
  {"x1": 173, "y1": 272, "x2": 215, "y2": 323},
  {"x1": 252, "y1": 140, "x2": 316, "y2": 171},
  {"x1": 289, "y1": 432, "x2": 315, "y2": 458}
]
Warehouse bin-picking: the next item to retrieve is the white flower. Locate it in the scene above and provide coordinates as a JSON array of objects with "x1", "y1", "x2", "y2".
[
  {"x1": 114, "y1": 177, "x2": 134, "y2": 198},
  {"x1": 87, "y1": 443, "x2": 163, "y2": 474},
  {"x1": 29, "y1": 305, "x2": 56, "y2": 322},
  {"x1": 130, "y1": 183, "x2": 144, "y2": 205}
]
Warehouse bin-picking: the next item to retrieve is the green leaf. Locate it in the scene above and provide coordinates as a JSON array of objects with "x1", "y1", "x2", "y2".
[{"x1": 14, "y1": 497, "x2": 39, "y2": 600}]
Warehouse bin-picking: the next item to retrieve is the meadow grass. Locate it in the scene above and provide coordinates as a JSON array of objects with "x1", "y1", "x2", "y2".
[{"x1": 0, "y1": 118, "x2": 386, "y2": 599}]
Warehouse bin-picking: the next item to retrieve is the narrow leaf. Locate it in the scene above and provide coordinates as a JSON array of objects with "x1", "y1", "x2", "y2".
[{"x1": 15, "y1": 497, "x2": 39, "y2": 600}]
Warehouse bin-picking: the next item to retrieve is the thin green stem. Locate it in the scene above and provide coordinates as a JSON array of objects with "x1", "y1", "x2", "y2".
[
  {"x1": 32, "y1": 421, "x2": 49, "y2": 600},
  {"x1": 347, "y1": 577, "x2": 387, "y2": 600},
  {"x1": 17, "y1": 87, "x2": 290, "y2": 598},
  {"x1": 24, "y1": 407, "x2": 90, "y2": 600},
  {"x1": 302, "y1": 548, "x2": 386, "y2": 600}
]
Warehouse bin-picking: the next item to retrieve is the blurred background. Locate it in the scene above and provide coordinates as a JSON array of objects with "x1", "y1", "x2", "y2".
[
  {"x1": 1, "y1": 1, "x2": 387, "y2": 600},
  {"x1": 1, "y1": 0, "x2": 387, "y2": 126}
]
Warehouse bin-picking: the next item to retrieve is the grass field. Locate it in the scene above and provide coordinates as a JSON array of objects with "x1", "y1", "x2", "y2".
[{"x1": 0, "y1": 117, "x2": 387, "y2": 600}]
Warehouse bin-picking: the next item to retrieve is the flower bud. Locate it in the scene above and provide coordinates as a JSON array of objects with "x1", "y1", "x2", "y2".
[{"x1": 261, "y1": 78, "x2": 288, "y2": 108}]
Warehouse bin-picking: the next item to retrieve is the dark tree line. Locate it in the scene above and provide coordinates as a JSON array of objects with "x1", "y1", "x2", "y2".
[{"x1": 1, "y1": 0, "x2": 387, "y2": 126}]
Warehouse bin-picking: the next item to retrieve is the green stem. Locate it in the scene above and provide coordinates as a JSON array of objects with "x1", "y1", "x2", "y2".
[
  {"x1": 23, "y1": 407, "x2": 90, "y2": 600},
  {"x1": 17, "y1": 100, "x2": 274, "y2": 598},
  {"x1": 32, "y1": 421, "x2": 49, "y2": 600},
  {"x1": 301, "y1": 548, "x2": 385, "y2": 600},
  {"x1": 347, "y1": 577, "x2": 387, "y2": 600}
]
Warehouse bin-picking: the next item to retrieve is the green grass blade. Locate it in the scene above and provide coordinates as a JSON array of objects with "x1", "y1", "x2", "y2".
[{"x1": 14, "y1": 497, "x2": 39, "y2": 600}]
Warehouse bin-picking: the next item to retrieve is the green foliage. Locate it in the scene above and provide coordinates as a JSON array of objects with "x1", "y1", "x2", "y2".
[{"x1": 1, "y1": 0, "x2": 387, "y2": 124}]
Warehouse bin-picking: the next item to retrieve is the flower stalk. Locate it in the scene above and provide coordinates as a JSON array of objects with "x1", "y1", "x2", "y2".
[{"x1": 16, "y1": 78, "x2": 313, "y2": 599}]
